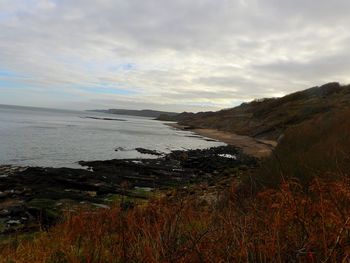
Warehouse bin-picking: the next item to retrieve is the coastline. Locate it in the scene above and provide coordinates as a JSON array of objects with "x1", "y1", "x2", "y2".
[
  {"x1": 166, "y1": 122, "x2": 277, "y2": 158},
  {"x1": 0, "y1": 120, "x2": 268, "y2": 237},
  {"x1": 0, "y1": 144, "x2": 257, "y2": 237}
]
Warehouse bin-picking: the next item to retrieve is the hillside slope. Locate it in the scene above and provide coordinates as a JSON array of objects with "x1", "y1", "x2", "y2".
[{"x1": 162, "y1": 82, "x2": 350, "y2": 140}]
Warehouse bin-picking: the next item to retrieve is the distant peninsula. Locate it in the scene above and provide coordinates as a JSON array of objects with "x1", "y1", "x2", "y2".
[{"x1": 89, "y1": 108, "x2": 179, "y2": 118}]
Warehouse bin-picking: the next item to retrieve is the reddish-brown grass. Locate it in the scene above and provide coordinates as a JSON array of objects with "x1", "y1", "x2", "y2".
[{"x1": 2, "y1": 177, "x2": 350, "y2": 262}]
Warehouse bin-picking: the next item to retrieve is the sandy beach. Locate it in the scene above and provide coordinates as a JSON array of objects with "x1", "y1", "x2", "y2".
[{"x1": 167, "y1": 123, "x2": 277, "y2": 158}]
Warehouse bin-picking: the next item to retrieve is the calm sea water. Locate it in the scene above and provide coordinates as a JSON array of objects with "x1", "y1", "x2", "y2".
[{"x1": 0, "y1": 105, "x2": 224, "y2": 168}]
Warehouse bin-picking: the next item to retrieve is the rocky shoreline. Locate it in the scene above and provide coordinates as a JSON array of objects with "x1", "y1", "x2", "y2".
[{"x1": 0, "y1": 146, "x2": 257, "y2": 237}]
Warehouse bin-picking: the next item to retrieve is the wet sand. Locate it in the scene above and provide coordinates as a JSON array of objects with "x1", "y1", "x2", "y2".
[{"x1": 167, "y1": 123, "x2": 277, "y2": 158}]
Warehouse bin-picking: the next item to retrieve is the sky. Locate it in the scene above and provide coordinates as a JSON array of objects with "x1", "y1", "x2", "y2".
[{"x1": 1, "y1": 0, "x2": 350, "y2": 112}]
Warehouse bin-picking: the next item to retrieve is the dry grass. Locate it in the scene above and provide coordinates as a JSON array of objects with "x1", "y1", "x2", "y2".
[{"x1": 2, "y1": 176, "x2": 350, "y2": 262}]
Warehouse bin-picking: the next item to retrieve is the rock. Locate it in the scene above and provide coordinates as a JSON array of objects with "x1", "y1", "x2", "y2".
[
  {"x1": 92, "y1": 203, "x2": 110, "y2": 209},
  {"x1": 8, "y1": 205, "x2": 27, "y2": 216},
  {"x1": 0, "y1": 145, "x2": 257, "y2": 236},
  {"x1": 115, "y1": 147, "x2": 126, "y2": 151},
  {"x1": 6, "y1": 220, "x2": 20, "y2": 225},
  {"x1": 83, "y1": 116, "x2": 126, "y2": 121},
  {"x1": 0, "y1": 191, "x2": 8, "y2": 199},
  {"x1": 0, "y1": 209, "x2": 9, "y2": 216},
  {"x1": 135, "y1": 148, "x2": 163, "y2": 156}
]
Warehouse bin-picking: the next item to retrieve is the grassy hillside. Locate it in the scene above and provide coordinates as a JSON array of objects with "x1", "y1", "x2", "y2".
[
  {"x1": 162, "y1": 82, "x2": 350, "y2": 140},
  {"x1": 252, "y1": 108, "x2": 350, "y2": 188}
]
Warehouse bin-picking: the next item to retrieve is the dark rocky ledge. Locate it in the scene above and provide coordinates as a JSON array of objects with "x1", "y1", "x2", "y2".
[
  {"x1": 134, "y1": 148, "x2": 164, "y2": 156},
  {"x1": 0, "y1": 146, "x2": 257, "y2": 236},
  {"x1": 81, "y1": 116, "x2": 127, "y2": 121}
]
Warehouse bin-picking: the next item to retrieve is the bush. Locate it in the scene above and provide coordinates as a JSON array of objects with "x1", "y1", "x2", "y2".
[
  {"x1": 2, "y1": 176, "x2": 350, "y2": 262},
  {"x1": 254, "y1": 108, "x2": 350, "y2": 188}
]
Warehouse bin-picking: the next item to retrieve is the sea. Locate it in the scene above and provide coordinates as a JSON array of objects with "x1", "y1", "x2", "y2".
[{"x1": 0, "y1": 104, "x2": 224, "y2": 168}]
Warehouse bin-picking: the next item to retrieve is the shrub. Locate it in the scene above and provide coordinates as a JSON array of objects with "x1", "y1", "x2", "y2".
[{"x1": 254, "y1": 108, "x2": 350, "y2": 188}]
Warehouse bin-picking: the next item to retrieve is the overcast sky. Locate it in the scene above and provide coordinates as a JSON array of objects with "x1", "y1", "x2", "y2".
[{"x1": 1, "y1": 0, "x2": 350, "y2": 112}]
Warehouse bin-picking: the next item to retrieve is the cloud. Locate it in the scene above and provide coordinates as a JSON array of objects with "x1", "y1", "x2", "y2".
[{"x1": 0, "y1": 0, "x2": 350, "y2": 111}]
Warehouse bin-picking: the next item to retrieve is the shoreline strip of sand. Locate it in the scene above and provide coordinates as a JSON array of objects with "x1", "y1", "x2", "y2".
[{"x1": 166, "y1": 123, "x2": 277, "y2": 158}]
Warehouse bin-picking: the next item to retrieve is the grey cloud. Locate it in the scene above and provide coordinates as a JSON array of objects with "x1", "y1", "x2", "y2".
[
  {"x1": 196, "y1": 76, "x2": 251, "y2": 88},
  {"x1": 255, "y1": 52, "x2": 350, "y2": 83},
  {"x1": 1, "y1": 0, "x2": 350, "y2": 111}
]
